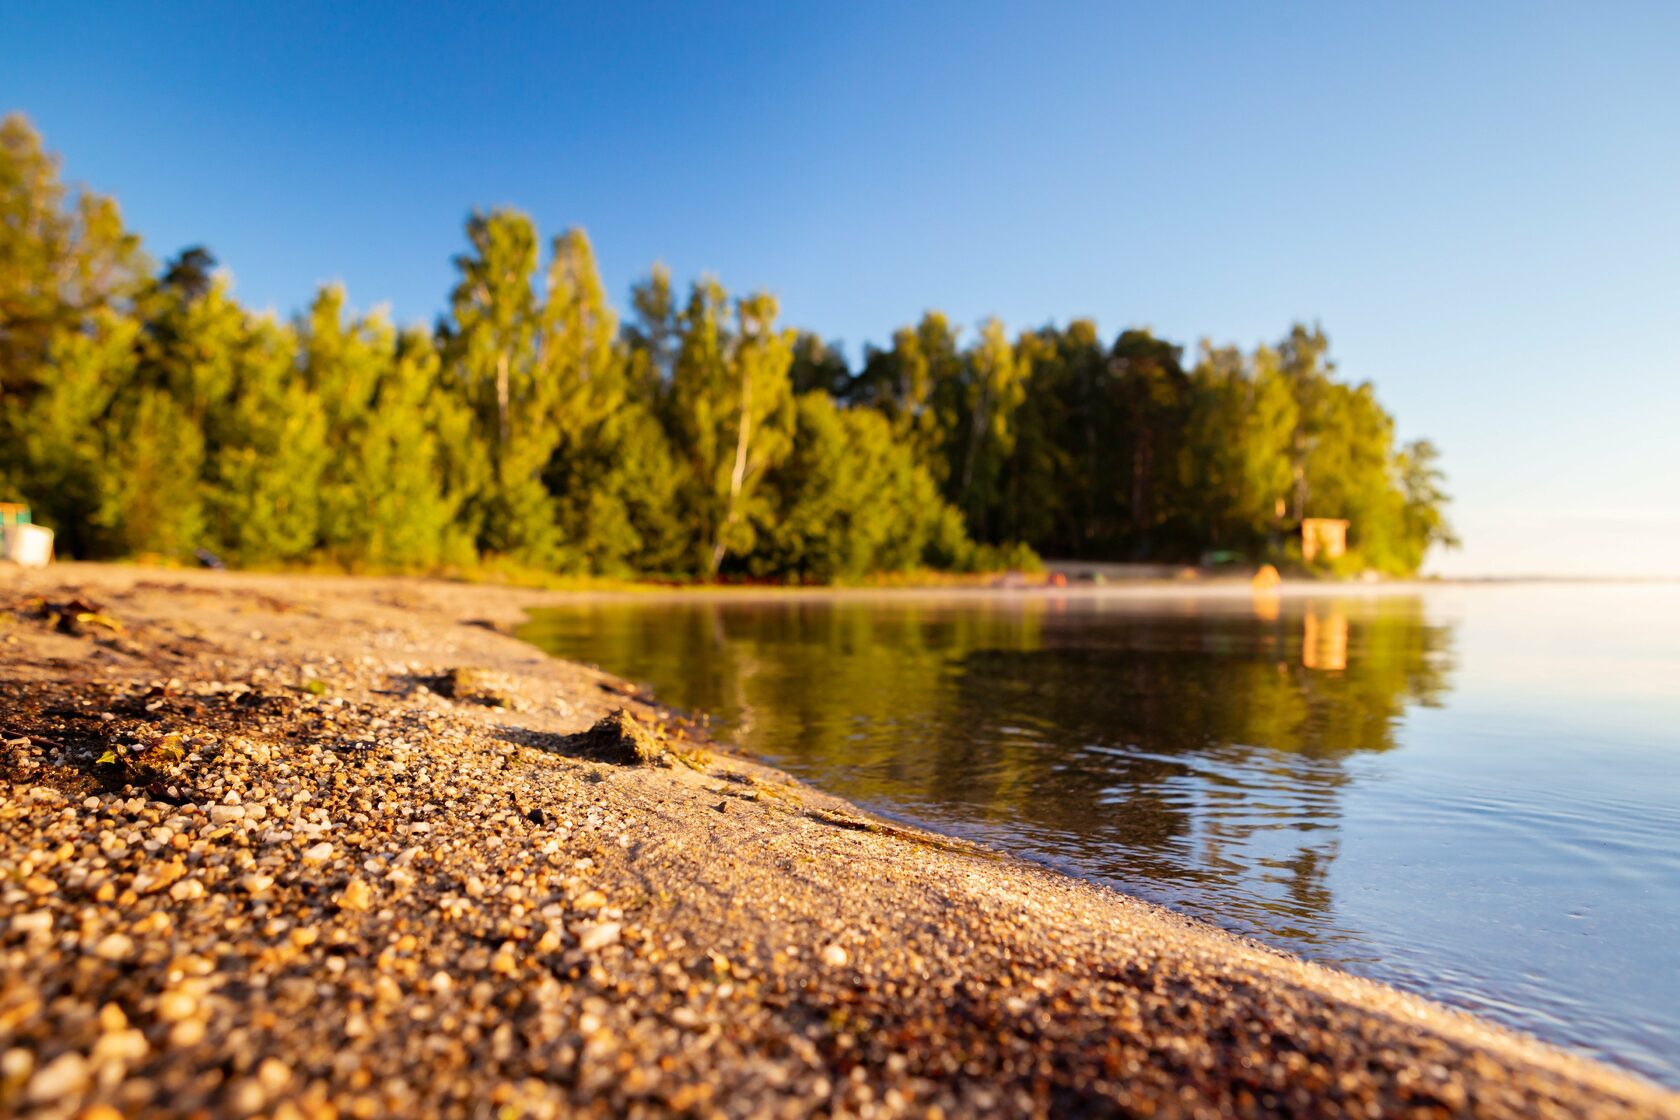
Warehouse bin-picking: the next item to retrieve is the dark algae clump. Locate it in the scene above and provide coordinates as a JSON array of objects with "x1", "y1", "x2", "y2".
[{"x1": 561, "y1": 708, "x2": 666, "y2": 766}]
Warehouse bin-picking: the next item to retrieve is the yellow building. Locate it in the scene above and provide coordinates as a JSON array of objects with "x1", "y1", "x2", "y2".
[{"x1": 1301, "y1": 517, "x2": 1349, "y2": 564}]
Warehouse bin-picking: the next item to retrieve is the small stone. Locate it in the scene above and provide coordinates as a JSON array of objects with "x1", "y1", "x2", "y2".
[
  {"x1": 429, "y1": 971, "x2": 452, "y2": 994},
  {"x1": 92, "y1": 933, "x2": 134, "y2": 961},
  {"x1": 820, "y1": 943, "x2": 849, "y2": 968},
  {"x1": 577, "y1": 921, "x2": 622, "y2": 952},
  {"x1": 170, "y1": 879, "x2": 205, "y2": 901},
  {"x1": 1, "y1": 1048, "x2": 34, "y2": 1082},
  {"x1": 575, "y1": 889, "x2": 608, "y2": 910},
  {"x1": 25, "y1": 1051, "x2": 88, "y2": 1103},
  {"x1": 12, "y1": 910, "x2": 53, "y2": 934},
  {"x1": 301, "y1": 841, "x2": 334, "y2": 865},
  {"x1": 209, "y1": 805, "x2": 245, "y2": 825},
  {"x1": 257, "y1": 1057, "x2": 292, "y2": 1093},
  {"x1": 169, "y1": 1018, "x2": 207, "y2": 1047},
  {"x1": 337, "y1": 878, "x2": 374, "y2": 912},
  {"x1": 156, "y1": 991, "x2": 197, "y2": 1023},
  {"x1": 92, "y1": 1028, "x2": 148, "y2": 1065},
  {"x1": 227, "y1": 1077, "x2": 267, "y2": 1114},
  {"x1": 238, "y1": 873, "x2": 274, "y2": 895},
  {"x1": 27, "y1": 786, "x2": 62, "y2": 805}
]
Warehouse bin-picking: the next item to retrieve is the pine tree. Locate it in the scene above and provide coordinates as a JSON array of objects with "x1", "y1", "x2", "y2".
[{"x1": 1110, "y1": 329, "x2": 1192, "y2": 558}]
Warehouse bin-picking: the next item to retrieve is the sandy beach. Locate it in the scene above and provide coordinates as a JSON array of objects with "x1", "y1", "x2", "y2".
[{"x1": 1, "y1": 564, "x2": 1675, "y2": 1119}]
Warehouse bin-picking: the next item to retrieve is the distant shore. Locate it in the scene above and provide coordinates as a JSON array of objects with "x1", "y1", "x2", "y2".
[{"x1": 2, "y1": 564, "x2": 1674, "y2": 1118}]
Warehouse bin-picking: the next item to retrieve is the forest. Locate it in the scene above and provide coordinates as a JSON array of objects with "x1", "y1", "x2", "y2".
[{"x1": 0, "y1": 114, "x2": 1455, "y2": 581}]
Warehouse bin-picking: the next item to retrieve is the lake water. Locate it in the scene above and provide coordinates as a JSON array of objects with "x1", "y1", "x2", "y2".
[{"x1": 519, "y1": 584, "x2": 1680, "y2": 1085}]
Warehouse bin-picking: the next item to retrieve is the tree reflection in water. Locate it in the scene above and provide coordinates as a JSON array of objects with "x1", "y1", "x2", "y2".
[{"x1": 520, "y1": 593, "x2": 1456, "y2": 958}]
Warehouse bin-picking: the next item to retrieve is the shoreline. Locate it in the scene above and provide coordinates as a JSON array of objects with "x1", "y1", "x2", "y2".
[{"x1": 2, "y1": 564, "x2": 1675, "y2": 1118}]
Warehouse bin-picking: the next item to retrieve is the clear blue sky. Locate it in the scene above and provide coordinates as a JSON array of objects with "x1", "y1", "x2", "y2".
[{"x1": 5, "y1": 2, "x2": 1677, "y2": 576}]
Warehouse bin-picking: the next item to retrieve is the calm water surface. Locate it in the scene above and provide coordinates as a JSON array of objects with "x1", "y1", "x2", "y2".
[{"x1": 520, "y1": 585, "x2": 1680, "y2": 1084}]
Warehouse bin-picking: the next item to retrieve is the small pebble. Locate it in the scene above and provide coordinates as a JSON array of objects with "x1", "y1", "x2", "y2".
[
  {"x1": 91, "y1": 933, "x2": 134, "y2": 961},
  {"x1": 577, "y1": 921, "x2": 622, "y2": 952},
  {"x1": 12, "y1": 911, "x2": 53, "y2": 934},
  {"x1": 25, "y1": 1051, "x2": 88, "y2": 1103},
  {"x1": 170, "y1": 879, "x2": 205, "y2": 901},
  {"x1": 157, "y1": 991, "x2": 198, "y2": 1023},
  {"x1": 337, "y1": 878, "x2": 374, "y2": 912},
  {"x1": 239, "y1": 873, "x2": 274, "y2": 895}
]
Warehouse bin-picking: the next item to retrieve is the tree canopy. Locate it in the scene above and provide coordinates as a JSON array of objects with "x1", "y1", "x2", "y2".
[{"x1": 0, "y1": 114, "x2": 1454, "y2": 580}]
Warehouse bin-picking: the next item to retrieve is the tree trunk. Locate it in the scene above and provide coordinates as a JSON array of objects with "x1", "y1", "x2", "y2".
[
  {"x1": 709, "y1": 366, "x2": 754, "y2": 577},
  {"x1": 495, "y1": 351, "x2": 511, "y2": 448},
  {"x1": 960, "y1": 381, "x2": 990, "y2": 513}
]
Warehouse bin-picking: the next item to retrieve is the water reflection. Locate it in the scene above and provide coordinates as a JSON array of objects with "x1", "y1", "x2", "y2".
[{"x1": 519, "y1": 593, "x2": 1455, "y2": 954}]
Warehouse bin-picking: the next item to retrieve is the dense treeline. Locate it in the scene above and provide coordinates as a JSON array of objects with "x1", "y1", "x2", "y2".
[{"x1": 0, "y1": 115, "x2": 1454, "y2": 579}]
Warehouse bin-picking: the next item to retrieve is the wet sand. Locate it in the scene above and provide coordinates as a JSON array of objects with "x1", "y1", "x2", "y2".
[{"x1": 1, "y1": 564, "x2": 1675, "y2": 1118}]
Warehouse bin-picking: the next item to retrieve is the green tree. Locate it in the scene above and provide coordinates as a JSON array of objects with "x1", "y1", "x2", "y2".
[
  {"x1": 439, "y1": 210, "x2": 560, "y2": 563},
  {"x1": 12, "y1": 309, "x2": 136, "y2": 556},
  {"x1": 1395, "y1": 438, "x2": 1458, "y2": 573},
  {"x1": 623, "y1": 262, "x2": 679, "y2": 395},
  {"x1": 95, "y1": 386, "x2": 204, "y2": 559},
  {"x1": 204, "y1": 316, "x2": 328, "y2": 565},
  {"x1": 855, "y1": 312, "x2": 964, "y2": 484},
  {"x1": 998, "y1": 320, "x2": 1112, "y2": 556},
  {"x1": 1181, "y1": 342, "x2": 1298, "y2": 552},
  {"x1": 1110, "y1": 329, "x2": 1192, "y2": 559},
  {"x1": 954, "y1": 318, "x2": 1029, "y2": 534},
  {"x1": 1, "y1": 114, "x2": 1459, "y2": 580},
  {"x1": 788, "y1": 332, "x2": 851, "y2": 397},
  {"x1": 757, "y1": 393, "x2": 971, "y2": 580},
  {"x1": 301, "y1": 285, "x2": 391, "y2": 558},
  {"x1": 669, "y1": 282, "x2": 797, "y2": 575},
  {"x1": 0, "y1": 113, "x2": 146, "y2": 407},
  {"x1": 538, "y1": 229, "x2": 669, "y2": 574},
  {"x1": 298, "y1": 284, "x2": 468, "y2": 568}
]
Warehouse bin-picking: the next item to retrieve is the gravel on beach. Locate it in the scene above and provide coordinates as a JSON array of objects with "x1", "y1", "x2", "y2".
[{"x1": 1, "y1": 565, "x2": 1675, "y2": 1119}]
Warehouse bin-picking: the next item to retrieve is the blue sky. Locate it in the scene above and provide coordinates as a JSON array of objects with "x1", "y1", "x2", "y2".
[{"x1": 5, "y1": 2, "x2": 1677, "y2": 576}]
